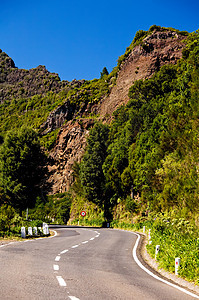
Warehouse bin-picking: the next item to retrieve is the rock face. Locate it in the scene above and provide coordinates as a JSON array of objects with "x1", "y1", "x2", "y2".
[
  {"x1": 0, "y1": 49, "x2": 67, "y2": 103},
  {"x1": 98, "y1": 30, "x2": 186, "y2": 118},
  {"x1": 40, "y1": 101, "x2": 76, "y2": 135},
  {"x1": 47, "y1": 30, "x2": 187, "y2": 193},
  {"x1": 47, "y1": 119, "x2": 94, "y2": 194}
]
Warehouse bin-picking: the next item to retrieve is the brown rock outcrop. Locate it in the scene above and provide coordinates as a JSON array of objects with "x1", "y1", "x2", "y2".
[
  {"x1": 47, "y1": 118, "x2": 94, "y2": 194},
  {"x1": 99, "y1": 30, "x2": 186, "y2": 118},
  {"x1": 47, "y1": 30, "x2": 187, "y2": 194}
]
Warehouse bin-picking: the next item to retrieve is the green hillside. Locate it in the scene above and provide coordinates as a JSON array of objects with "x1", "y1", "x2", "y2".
[
  {"x1": 72, "y1": 29, "x2": 199, "y2": 283},
  {"x1": 76, "y1": 29, "x2": 199, "y2": 219},
  {"x1": 0, "y1": 26, "x2": 198, "y2": 219}
]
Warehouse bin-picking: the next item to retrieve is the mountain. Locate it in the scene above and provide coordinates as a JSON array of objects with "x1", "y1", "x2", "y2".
[
  {"x1": 46, "y1": 27, "x2": 188, "y2": 194},
  {"x1": 98, "y1": 29, "x2": 186, "y2": 117},
  {"x1": 0, "y1": 49, "x2": 67, "y2": 102},
  {"x1": 0, "y1": 26, "x2": 193, "y2": 195}
]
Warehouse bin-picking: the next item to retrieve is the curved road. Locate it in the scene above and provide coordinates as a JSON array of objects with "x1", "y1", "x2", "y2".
[{"x1": 0, "y1": 227, "x2": 198, "y2": 300}]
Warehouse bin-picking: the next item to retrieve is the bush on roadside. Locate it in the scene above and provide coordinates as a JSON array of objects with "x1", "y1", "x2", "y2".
[{"x1": 146, "y1": 214, "x2": 199, "y2": 284}]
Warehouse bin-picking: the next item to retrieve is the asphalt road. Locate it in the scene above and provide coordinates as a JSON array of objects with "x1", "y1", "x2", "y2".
[{"x1": 0, "y1": 226, "x2": 198, "y2": 300}]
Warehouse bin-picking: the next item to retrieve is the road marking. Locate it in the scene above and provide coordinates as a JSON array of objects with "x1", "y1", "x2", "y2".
[
  {"x1": 53, "y1": 264, "x2": 59, "y2": 271},
  {"x1": 55, "y1": 256, "x2": 60, "y2": 261},
  {"x1": 71, "y1": 244, "x2": 79, "y2": 248},
  {"x1": 53, "y1": 229, "x2": 101, "y2": 297},
  {"x1": 60, "y1": 249, "x2": 68, "y2": 254},
  {"x1": 49, "y1": 230, "x2": 58, "y2": 238},
  {"x1": 0, "y1": 230, "x2": 58, "y2": 249},
  {"x1": 132, "y1": 232, "x2": 199, "y2": 299},
  {"x1": 56, "y1": 276, "x2": 66, "y2": 287}
]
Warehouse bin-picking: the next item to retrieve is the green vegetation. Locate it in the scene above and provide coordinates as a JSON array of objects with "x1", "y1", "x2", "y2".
[
  {"x1": 78, "y1": 30, "x2": 199, "y2": 218},
  {"x1": 80, "y1": 122, "x2": 111, "y2": 219},
  {"x1": 100, "y1": 67, "x2": 109, "y2": 78},
  {"x1": 107, "y1": 212, "x2": 199, "y2": 285},
  {"x1": 0, "y1": 76, "x2": 111, "y2": 150},
  {"x1": 0, "y1": 127, "x2": 46, "y2": 213},
  {"x1": 0, "y1": 127, "x2": 73, "y2": 235},
  {"x1": 146, "y1": 214, "x2": 199, "y2": 284},
  {"x1": 64, "y1": 78, "x2": 110, "y2": 106},
  {"x1": 29, "y1": 192, "x2": 72, "y2": 225},
  {"x1": 69, "y1": 195, "x2": 104, "y2": 227}
]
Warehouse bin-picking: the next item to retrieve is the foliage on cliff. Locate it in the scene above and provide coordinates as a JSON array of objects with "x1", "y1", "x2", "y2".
[{"x1": 77, "y1": 29, "x2": 199, "y2": 220}]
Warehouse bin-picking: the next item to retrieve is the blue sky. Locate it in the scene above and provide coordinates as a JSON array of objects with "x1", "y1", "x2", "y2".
[{"x1": 0, "y1": 0, "x2": 198, "y2": 81}]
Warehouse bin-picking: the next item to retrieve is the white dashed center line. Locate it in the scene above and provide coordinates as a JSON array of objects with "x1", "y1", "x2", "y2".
[
  {"x1": 71, "y1": 244, "x2": 79, "y2": 248},
  {"x1": 55, "y1": 256, "x2": 61, "y2": 261},
  {"x1": 56, "y1": 276, "x2": 66, "y2": 287},
  {"x1": 53, "y1": 229, "x2": 101, "y2": 299},
  {"x1": 53, "y1": 264, "x2": 59, "y2": 271},
  {"x1": 60, "y1": 249, "x2": 68, "y2": 254}
]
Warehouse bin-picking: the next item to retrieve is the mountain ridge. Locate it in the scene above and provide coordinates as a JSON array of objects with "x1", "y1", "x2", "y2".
[
  {"x1": 46, "y1": 28, "x2": 188, "y2": 193},
  {"x1": 0, "y1": 26, "x2": 190, "y2": 194}
]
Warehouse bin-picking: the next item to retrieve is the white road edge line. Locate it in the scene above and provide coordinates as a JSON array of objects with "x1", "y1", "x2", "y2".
[
  {"x1": 132, "y1": 232, "x2": 199, "y2": 299},
  {"x1": 68, "y1": 296, "x2": 80, "y2": 300},
  {"x1": 82, "y1": 241, "x2": 88, "y2": 244},
  {"x1": 0, "y1": 230, "x2": 58, "y2": 249},
  {"x1": 90, "y1": 237, "x2": 95, "y2": 240},
  {"x1": 49, "y1": 230, "x2": 58, "y2": 238},
  {"x1": 56, "y1": 276, "x2": 66, "y2": 287}
]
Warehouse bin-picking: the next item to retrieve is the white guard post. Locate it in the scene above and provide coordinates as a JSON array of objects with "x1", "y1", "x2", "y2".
[
  {"x1": 21, "y1": 227, "x2": 26, "y2": 238},
  {"x1": 43, "y1": 224, "x2": 49, "y2": 235},
  {"x1": 175, "y1": 257, "x2": 181, "y2": 275},
  {"x1": 148, "y1": 229, "x2": 152, "y2": 244},
  {"x1": 43, "y1": 222, "x2": 47, "y2": 232},
  {"x1": 148, "y1": 229, "x2": 151, "y2": 240},
  {"x1": 28, "y1": 227, "x2": 33, "y2": 236},
  {"x1": 155, "y1": 245, "x2": 160, "y2": 259}
]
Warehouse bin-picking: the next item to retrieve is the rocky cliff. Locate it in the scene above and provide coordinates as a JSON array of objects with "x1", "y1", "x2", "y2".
[
  {"x1": 0, "y1": 49, "x2": 67, "y2": 103},
  {"x1": 98, "y1": 30, "x2": 186, "y2": 118},
  {"x1": 47, "y1": 29, "x2": 187, "y2": 193},
  {"x1": 0, "y1": 28, "x2": 188, "y2": 194},
  {"x1": 47, "y1": 118, "x2": 94, "y2": 194}
]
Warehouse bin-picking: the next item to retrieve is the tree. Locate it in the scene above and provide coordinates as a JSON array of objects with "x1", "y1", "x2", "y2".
[
  {"x1": 80, "y1": 122, "x2": 110, "y2": 218},
  {"x1": 100, "y1": 67, "x2": 109, "y2": 78},
  {"x1": 0, "y1": 126, "x2": 46, "y2": 213}
]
